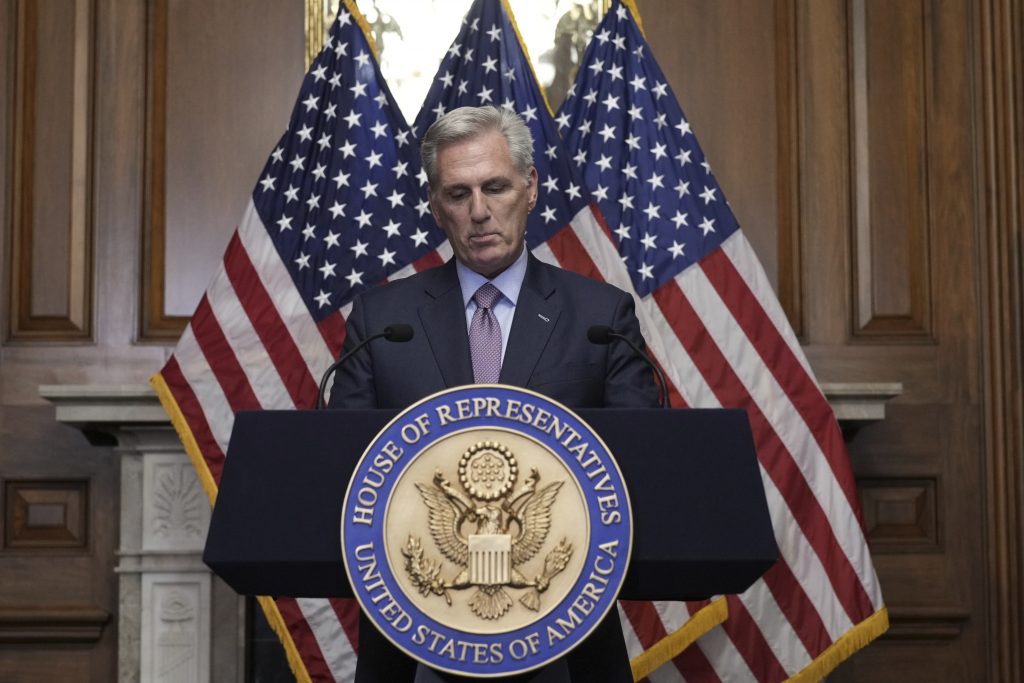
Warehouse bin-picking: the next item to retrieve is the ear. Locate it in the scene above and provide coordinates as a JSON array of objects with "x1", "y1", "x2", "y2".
[
  {"x1": 526, "y1": 166, "x2": 538, "y2": 209},
  {"x1": 428, "y1": 194, "x2": 456, "y2": 244},
  {"x1": 428, "y1": 191, "x2": 442, "y2": 225}
]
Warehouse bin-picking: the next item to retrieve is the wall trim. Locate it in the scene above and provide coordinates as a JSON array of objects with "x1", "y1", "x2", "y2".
[{"x1": 976, "y1": 0, "x2": 1024, "y2": 679}]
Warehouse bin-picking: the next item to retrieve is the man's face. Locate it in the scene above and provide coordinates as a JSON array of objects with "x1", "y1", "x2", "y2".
[{"x1": 429, "y1": 130, "x2": 538, "y2": 278}]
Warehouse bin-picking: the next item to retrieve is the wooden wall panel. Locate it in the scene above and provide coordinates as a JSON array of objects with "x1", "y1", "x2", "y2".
[
  {"x1": 860, "y1": 476, "x2": 939, "y2": 551},
  {"x1": 140, "y1": 0, "x2": 303, "y2": 339},
  {"x1": 0, "y1": 0, "x2": 302, "y2": 679},
  {"x1": 4, "y1": 481, "x2": 88, "y2": 549},
  {"x1": 815, "y1": 0, "x2": 984, "y2": 674},
  {"x1": 7, "y1": 0, "x2": 94, "y2": 341},
  {"x1": 0, "y1": 407, "x2": 117, "y2": 681},
  {"x1": 642, "y1": 0, "x2": 996, "y2": 679},
  {"x1": 850, "y1": 0, "x2": 933, "y2": 339}
]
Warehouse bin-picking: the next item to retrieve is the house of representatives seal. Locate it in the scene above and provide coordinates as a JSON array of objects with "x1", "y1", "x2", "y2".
[{"x1": 340, "y1": 385, "x2": 633, "y2": 678}]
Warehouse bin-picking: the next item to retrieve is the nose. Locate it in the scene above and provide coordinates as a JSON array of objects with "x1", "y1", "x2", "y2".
[{"x1": 469, "y1": 190, "x2": 490, "y2": 223}]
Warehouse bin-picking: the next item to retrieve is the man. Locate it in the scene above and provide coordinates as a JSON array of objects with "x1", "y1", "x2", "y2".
[{"x1": 330, "y1": 106, "x2": 658, "y2": 681}]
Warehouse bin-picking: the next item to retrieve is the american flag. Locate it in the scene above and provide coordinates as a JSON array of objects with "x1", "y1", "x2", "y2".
[
  {"x1": 557, "y1": 2, "x2": 888, "y2": 681},
  {"x1": 151, "y1": 1, "x2": 448, "y2": 680},
  {"x1": 414, "y1": 0, "x2": 729, "y2": 677}
]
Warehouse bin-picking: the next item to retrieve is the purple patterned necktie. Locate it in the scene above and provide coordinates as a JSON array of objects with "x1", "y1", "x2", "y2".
[{"x1": 470, "y1": 283, "x2": 503, "y2": 384}]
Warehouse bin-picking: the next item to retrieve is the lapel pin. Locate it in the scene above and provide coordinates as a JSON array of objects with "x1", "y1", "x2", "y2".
[{"x1": 537, "y1": 313, "x2": 550, "y2": 323}]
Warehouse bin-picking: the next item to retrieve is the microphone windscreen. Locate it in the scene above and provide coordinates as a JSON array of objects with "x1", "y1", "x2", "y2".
[
  {"x1": 384, "y1": 324, "x2": 414, "y2": 342},
  {"x1": 587, "y1": 325, "x2": 614, "y2": 345}
]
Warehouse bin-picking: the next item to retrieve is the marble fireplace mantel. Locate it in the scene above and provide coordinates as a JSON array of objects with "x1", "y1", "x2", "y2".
[{"x1": 40, "y1": 384, "x2": 241, "y2": 683}]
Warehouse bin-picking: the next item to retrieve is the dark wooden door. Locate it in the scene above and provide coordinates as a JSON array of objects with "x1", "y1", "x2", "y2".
[{"x1": 638, "y1": 0, "x2": 1022, "y2": 680}]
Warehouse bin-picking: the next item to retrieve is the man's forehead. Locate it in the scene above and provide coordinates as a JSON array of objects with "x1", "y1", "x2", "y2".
[
  {"x1": 435, "y1": 131, "x2": 518, "y2": 182},
  {"x1": 437, "y1": 129, "x2": 510, "y2": 160}
]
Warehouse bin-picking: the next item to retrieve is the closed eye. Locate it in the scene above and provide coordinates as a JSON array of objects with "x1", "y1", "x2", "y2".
[{"x1": 485, "y1": 181, "x2": 511, "y2": 194}]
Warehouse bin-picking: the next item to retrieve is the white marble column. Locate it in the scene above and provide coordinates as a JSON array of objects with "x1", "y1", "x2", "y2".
[{"x1": 40, "y1": 385, "x2": 244, "y2": 683}]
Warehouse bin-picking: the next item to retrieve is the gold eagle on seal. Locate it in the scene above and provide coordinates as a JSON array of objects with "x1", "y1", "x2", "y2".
[{"x1": 402, "y1": 441, "x2": 573, "y2": 620}]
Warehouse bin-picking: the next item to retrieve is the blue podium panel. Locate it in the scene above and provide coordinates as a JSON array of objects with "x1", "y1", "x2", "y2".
[{"x1": 204, "y1": 408, "x2": 776, "y2": 600}]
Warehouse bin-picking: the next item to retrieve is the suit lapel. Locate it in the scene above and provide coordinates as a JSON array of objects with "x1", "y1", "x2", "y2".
[
  {"x1": 418, "y1": 260, "x2": 474, "y2": 388},
  {"x1": 500, "y1": 255, "x2": 559, "y2": 386}
]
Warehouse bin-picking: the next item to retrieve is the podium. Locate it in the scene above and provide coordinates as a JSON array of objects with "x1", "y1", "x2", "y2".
[{"x1": 204, "y1": 408, "x2": 777, "y2": 678}]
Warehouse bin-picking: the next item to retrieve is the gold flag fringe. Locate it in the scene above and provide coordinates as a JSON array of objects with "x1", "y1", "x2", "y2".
[
  {"x1": 787, "y1": 607, "x2": 889, "y2": 682},
  {"x1": 629, "y1": 597, "x2": 728, "y2": 681}
]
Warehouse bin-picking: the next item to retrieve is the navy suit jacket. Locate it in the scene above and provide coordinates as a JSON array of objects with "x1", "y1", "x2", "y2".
[{"x1": 328, "y1": 253, "x2": 659, "y2": 410}]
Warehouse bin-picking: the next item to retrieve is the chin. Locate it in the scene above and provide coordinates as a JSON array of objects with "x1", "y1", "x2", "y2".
[
  {"x1": 468, "y1": 252, "x2": 509, "y2": 273},
  {"x1": 473, "y1": 259, "x2": 511, "y2": 278}
]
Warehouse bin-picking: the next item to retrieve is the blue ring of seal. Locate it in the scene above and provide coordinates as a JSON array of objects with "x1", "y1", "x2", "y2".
[{"x1": 341, "y1": 385, "x2": 633, "y2": 678}]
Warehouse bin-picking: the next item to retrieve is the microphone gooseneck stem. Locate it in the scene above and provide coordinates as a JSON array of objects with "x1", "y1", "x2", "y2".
[
  {"x1": 317, "y1": 324, "x2": 415, "y2": 409},
  {"x1": 607, "y1": 331, "x2": 671, "y2": 409},
  {"x1": 316, "y1": 331, "x2": 389, "y2": 410}
]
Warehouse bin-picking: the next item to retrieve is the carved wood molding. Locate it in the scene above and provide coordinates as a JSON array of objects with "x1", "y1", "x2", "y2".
[
  {"x1": 976, "y1": 0, "x2": 1024, "y2": 679},
  {"x1": 4, "y1": 480, "x2": 89, "y2": 550},
  {"x1": 858, "y1": 475, "x2": 939, "y2": 553},
  {"x1": 39, "y1": 381, "x2": 902, "y2": 429},
  {"x1": 8, "y1": 0, "x2": 94, "y2": 341},
  {"x1": 0, "y1": 606, "x2": 110, "y2": 643},
  {"x1": 883, "y1": 606, "x2": 970, "y2": 641},
  {"x1": 819, "y1": 381, "x2": 902, "y2": 423},
  {"x1": 775, "y1": 0, "x2": 804, "y2": 338},
  {"x1": 140, "y1": 0, "x2": 188, "y2": 341}
]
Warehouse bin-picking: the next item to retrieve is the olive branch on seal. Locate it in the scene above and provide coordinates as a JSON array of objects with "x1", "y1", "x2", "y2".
[{"x1": 402, "y1": 535, "x2": 452, "y2": 605}]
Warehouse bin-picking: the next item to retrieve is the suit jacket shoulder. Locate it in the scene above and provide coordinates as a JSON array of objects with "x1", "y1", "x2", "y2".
[{"x1": 329, "y1": 254, "x2": 658, "y2": 410}]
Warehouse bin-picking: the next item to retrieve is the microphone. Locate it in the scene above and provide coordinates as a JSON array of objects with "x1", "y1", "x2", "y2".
[
  {"x1": 316, "y1": 324, "x2": 414, "y2": 409},
  {"x1": 587, "y1": 325, "x2": 670, "y2": 409}
]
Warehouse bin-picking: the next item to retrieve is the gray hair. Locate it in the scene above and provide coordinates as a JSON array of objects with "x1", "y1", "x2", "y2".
[{"x1": 420, "y1": 106, "x2": 534, "y2": 190}]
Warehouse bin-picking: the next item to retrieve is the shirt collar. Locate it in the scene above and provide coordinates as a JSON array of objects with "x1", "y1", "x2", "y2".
[{"x1": 456, "y1": 246, "x2": 528, "y2": 308}]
